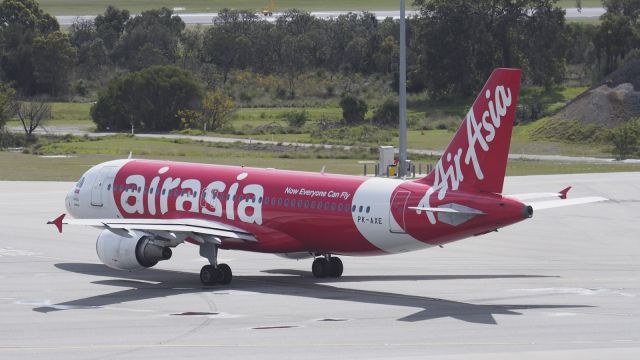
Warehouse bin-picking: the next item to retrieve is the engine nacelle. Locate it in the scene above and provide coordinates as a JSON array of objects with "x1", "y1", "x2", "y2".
[
  {"x1": 96, "y1": 230, "x2": 172, "y2": 271},
  {"x1": 275, "y1": 252, "x2": 313, "y2": 260}
]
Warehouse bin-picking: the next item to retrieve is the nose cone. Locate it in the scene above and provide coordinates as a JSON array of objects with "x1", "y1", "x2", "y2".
[{"x1": 65, "y1": 187, "x2": 77, "y2": 218}]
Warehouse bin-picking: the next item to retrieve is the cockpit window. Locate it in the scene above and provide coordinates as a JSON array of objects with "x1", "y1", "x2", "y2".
[{"x1": 76, "y1": 177, "x2": 85, "y2": 188}]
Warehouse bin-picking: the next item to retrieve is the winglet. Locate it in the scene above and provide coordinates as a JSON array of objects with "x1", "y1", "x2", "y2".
[
  {"x1": 559, "y1": 186, "x2": 572, "y2": 200},
  {"x1": 48, "y1": 213, "x2": 66, "y2": 233}
]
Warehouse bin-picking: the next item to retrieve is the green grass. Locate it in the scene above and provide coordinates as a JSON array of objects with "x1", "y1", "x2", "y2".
[
  {"x1": 40, "y1": 0, "x2": 416, "y2": 15},
  {"x1": 6, "y1": 102, "x2": 94, "y2": 128},
  {"x1": 39, "y1": 0, "x2": 601, "y2": 16},
  {"x1": 557, "y1": 0, "x2": 601, "y2": 8},
  {"x1": 2, "y1": 137, "x2": 639, "y2": 181}
]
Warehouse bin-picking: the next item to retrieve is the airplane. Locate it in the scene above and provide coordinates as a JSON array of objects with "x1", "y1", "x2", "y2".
[{"x1": 48, "y1": 68, "x2": 606, "y2": 286}]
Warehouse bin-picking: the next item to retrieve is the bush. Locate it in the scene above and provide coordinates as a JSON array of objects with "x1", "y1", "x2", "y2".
[
  {"x1": 91, "y1": 65, "x2": 203, "y2": 132},
  {"x1": 284, "y1": 110, "x2": 308, "y2": 129},
  {"x1": 606, "y1": 119, "x2": 640, "y2": 160},
  {"x1": 339, "y1": 94, "x2": 368, "y2": 125},
  {"x1": 372, "y1": 98, "x2": 399, "y2": 127}
]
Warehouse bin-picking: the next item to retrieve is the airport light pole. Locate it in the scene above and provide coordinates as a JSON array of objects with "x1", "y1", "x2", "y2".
[{"x1": 398, "y1": 0, "x2": 408, "y2": 178}]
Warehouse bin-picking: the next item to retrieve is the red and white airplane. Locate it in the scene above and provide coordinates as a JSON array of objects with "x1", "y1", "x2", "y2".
[{"x1": 49, "y1": 68, "x2": 606, "y2": 285}]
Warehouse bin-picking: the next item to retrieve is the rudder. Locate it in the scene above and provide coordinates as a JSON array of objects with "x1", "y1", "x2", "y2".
[{"x1": 417, "y1": 68, "x2": 522, "y2": 195}]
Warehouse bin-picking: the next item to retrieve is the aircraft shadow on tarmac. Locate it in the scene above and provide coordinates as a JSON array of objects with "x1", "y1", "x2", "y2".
[{"x1": 36, "y1": 263, "x2": 592, "y2": 324}]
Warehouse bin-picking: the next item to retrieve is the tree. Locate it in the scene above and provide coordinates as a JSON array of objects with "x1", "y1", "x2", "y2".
[
  {"x1": 15, "y1": 99, "x2": 50, "y2": 137},
  {"x1": 339, "y1": 94, "x2": 368, "y2": 125},
  {"x1": 0, "y1": 0, "x2": 60, "y2": 95},
  {"x1": 594, "y1": 11, "x2": 638, "y2": 74},
  {"x1": 32, "y1": 31, "x2": 77, "y2": 96},
  {"x1": 0, "y1": 86, "x2": 17, "y2": 128},
  {"x1": 607, "y1": 119, "x2": 640, "y2": 160},
  {"x1": 200, "y1": 89, "x2": 235, "y2": 131},
  {"x1": 414, "y1": 0, "x2": 568, "y2": 97},
  {"x1": 112, "y1": 8, "x2": 184, "y2": 70},
  {"x1": 94, "y1": 5, "x2": 129, "y2": 51},
  {"x1": 91, "y1": 65, "x2": 203, "y2": 132}
]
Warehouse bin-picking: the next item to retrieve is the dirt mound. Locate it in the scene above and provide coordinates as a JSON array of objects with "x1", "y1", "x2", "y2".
[
  {"x1": 554, "y1": 60, "x2": 640, "y2": 127},
  {"x1": 555, "y1": 82, "x2": 640, "y2": 127}
]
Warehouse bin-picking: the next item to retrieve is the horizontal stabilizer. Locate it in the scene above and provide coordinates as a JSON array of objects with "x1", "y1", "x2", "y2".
[
  {"x1": 408, "y1": 206, "x2": 486, "y2": 215},
  {"x1": 527, "y1": 196, "x2": 607, "y2": 211},
  {"x1": 507, "y1": 186, "x2": 572, "y2": 202}
]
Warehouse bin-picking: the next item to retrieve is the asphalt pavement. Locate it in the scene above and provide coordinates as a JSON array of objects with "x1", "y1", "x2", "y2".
[{"x1": 0, "y1": 172, "x2": 638, "y2": 359}]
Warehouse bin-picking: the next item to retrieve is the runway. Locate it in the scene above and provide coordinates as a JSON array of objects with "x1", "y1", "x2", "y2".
[
  {"x1": 55, "y1": 8, "x2": 605, "y2": 26},
  {"x1": 0, "y1": 172, "x2": 638, "y2": 359}
]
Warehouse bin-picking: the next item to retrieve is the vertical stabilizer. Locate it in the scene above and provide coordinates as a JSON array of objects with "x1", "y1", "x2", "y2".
[{"x1": 417, "y1": 68, "x2": 522, "y2": 194}]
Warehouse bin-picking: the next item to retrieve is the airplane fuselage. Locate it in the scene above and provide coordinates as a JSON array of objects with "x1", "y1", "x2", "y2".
[{"x1": 67, "y1": 158, "x2": 530, "y2": 256}]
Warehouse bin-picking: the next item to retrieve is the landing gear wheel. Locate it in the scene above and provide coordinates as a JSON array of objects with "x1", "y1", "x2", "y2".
[
  {"x1": 218, "y1": 263, "x2": 233, "y2": 285},
  {"x1": 328, "y1": 257, "x2": 343, "y2": 278},
  {"x1": 200, "y1": 265, "x2": 220, "y2": 285},
  {"x1": 312, "y1": 258, "x2": 329, "y2": 278}
]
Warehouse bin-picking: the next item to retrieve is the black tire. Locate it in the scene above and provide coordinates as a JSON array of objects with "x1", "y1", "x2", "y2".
[
  {"x1": 200, "y1": 265, "x2": 218, "y2": 285},
  {"x1": 218, "y1": 263, "x2": 233, "y2": 285},
  {"x1": 328, "y1": 257, "x2": 343, "y2": 278},
  {"x1": 312, "y1": 258, "x2": 329, "y2": 278}
]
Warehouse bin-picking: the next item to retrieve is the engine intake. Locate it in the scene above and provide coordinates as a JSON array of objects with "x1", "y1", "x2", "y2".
[{"x1": 96, "y1": 229, "x2": 172, "y2": 271}]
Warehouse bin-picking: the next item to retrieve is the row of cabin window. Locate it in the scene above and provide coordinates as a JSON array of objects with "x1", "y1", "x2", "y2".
[{"x1": 109, "y1": 183, "x2": 372, "y2": 214}]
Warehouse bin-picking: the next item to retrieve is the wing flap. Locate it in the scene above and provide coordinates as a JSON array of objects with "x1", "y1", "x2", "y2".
[{"x1": 49, "y1": 216, "x2": 257, "y2": 242}]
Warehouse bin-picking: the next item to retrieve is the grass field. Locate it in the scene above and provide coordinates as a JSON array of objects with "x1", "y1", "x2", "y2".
[
  {"x1": 5, "y1": 82, "x2": 614, "y2": 159},
  {"x1": 6, "y1": 102, "x2": 94, "y2": 128},
  {"x1": 39, "y1": 0, "x2": 600, "y2": 15},
  {"x1": 1, "y1": 133, "x2": 638, "y2": 181}
]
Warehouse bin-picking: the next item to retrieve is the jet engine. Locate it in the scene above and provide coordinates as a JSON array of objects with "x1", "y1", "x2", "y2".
[{"x1": 96, "y1": 229, "x2": 172, "y2": 271}]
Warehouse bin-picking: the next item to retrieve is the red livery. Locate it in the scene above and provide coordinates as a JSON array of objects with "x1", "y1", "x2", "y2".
[{"x1": 50, "y1": 69, "x2": 606, "y2": 285}]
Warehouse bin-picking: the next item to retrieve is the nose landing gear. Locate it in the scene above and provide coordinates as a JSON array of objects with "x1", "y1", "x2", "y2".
[{"x1": 312, "y1": 255, "x2": 343, "y2": 278}]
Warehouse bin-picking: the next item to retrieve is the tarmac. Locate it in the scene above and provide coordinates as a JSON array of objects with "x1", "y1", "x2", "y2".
[
  {"x1": 55, "y1": 8, "x2": 606, "y2": 26},
  {"x1": 0, "y1": 172, "x2": 638, "y2": 359}
]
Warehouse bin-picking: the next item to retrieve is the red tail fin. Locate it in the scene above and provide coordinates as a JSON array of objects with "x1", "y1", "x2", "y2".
[{"x1": 417, "y1": 68, "x2": 522, "y2": 194}]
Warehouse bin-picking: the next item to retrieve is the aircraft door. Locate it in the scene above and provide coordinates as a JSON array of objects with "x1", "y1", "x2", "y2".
[
  {"x1": 389, "y1": 190, "x2": 411, "y2": 233},
  {"x1": 91, "y1": 166, "x2": 118, "y2": 207}
]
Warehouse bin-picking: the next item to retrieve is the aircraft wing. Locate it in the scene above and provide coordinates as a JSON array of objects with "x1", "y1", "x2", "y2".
[{"x1": 48, "y1": 214, "x2": 257, "y2": 242}]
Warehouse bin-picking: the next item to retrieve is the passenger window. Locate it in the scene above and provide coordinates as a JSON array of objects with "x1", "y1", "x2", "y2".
[
  {"x1": 352, "y1": 205, "x2": 356, "y2": 212},
  {"x1": 311, "y1": 201, "x2": 316, "y2": 209},
  {"x1": 324, "y1": 202, "x2": 329, "y2": 210},
  {"x1": 107, "y1": 184, "x2": 111, "y2": 191},
  {"x1": 194, "y1": 191, "x2": 197, "y2": 198},
  {"x1": 277, "y1": 198, "x2": 282, "y2": 206},
  {"x1": 359, "y1": 206, "x2": 363, "y2": 213},
  {"x1": 338, "y1": 204, "x2": 343, "y2": 211},
  {"x1": 259, "y1": 197, "x2": 263, "y2": 203},
  {"x1": 331, "y1": 203, "x2": 336, "y2": 210},
  {"x1": 239, "y1": 195, "x2": 243, "y2": 201},
  {"x1": 162, "y1": 189, "x2": 166, "y2": 195},
  {"x1": 304, "y1": 200, "x2": 310, "y2": 208},
  {"x1": 366, "y1": 206, "x2": 370, "y2": 213},
  {"x1": 284, "y1": 199, "x2": 289, "y2": 206},
  {"x1": 150, "y1": 188, "x2": 154, "y2": 194},
  {"x1": 298, "y1": 200, "x2": 303, "y2": 207}
]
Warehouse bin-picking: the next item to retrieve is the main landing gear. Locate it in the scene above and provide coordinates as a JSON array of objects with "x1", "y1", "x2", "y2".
[
  {"x1": 312, "y1": 255, "x2": 343, "y2": 278},
  {"x1": 199, "y1": 240, "x2": 232, "y2": 286}
]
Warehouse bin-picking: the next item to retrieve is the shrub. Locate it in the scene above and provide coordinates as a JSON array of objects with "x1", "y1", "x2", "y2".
[{"x1": 339, "y1": 94, "x2": 368, "y2": 125}]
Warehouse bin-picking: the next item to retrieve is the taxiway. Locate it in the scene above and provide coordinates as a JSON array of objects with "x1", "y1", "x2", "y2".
[{"x1": 0, "y1": 172, "x2": 638, "y2": 359}]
